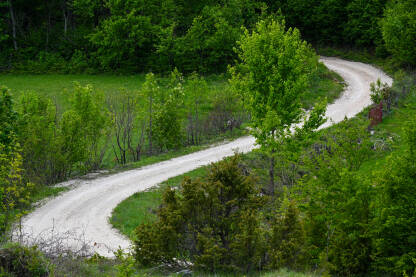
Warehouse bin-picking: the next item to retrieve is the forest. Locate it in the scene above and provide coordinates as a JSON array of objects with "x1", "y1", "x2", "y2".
[
  {"x1": 1, "y1": 0, "x2": 416, "y2": 276},
  {"x1": 0, "y1": 0, "x2": 415, "y2": 74}
]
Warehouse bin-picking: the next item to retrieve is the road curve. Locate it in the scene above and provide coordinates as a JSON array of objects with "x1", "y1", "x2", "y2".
[{"x1": 16, "y1": 58, "x2": 392, "y2": 257}]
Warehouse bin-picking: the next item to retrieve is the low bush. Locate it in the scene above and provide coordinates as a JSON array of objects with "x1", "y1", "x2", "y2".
[{"x1": 0, "y1": 243, "x2": 52, "y2": 277}]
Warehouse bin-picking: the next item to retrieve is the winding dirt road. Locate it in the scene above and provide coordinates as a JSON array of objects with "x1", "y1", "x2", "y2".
[{"x1": 16, "y1": 58, "x2": 392, "y2": 257}]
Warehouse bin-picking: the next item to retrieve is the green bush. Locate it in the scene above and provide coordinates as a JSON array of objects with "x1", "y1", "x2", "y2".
[
  {"x1": 269, "y1": 199, "x2": 307, "y2": 271},
  {"x1": 0, "y1": 243, "x2": 52, "y2": 277},
  {"x1": 134, "y1": 155, "x2": 266, "y2": 272},
  {"x1": 68, "y1": 50, "x2": 90, "y2": 73}
]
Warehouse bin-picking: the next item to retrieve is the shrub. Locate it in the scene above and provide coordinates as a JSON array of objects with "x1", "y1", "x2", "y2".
[
  {"x1": 134, "y1": 155, "x2": 266, "y2": 272},
  {"x1": 269, "y1": 199, "x2": 307, "y2": 271},
  {"x1": 0, "y1": 243, "x2": 52, "y2": 277},
  {"x1": 68, "y1": 50, "x2": 90, "y2": 73}
]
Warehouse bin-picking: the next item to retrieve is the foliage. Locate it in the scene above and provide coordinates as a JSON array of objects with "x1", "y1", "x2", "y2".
[
  {"x1": 267, "y1": 0, "x2": 387, "y2": 48},
  {"x1": 89, "y1": 7, "x2": 158, "y2": 71},
  {"x1": 16, "y1": 84, "x2": 110, "y2": 184},
  {"x1": 184, "y1": 73, "x2": 209, "y2": 145},
  {"x1": 381, "y1": 0, "x2": 416, "y2": 66},
  {"x1": 67, "y1": 83, "x2": 111, "y2": 170},
  {"x1": 0, "y1": 87, "x2": 17, "y2": 151},
  {"x1": 370, "y1": 79, "x2": 391, "y2": 105},
  {"x1": 230, "y1": 17, "x2": 325, "y2": 194},
  {"x1": 372, "y1": 118, "x2": 416, "y2": 275},
  {"x1": 1, "y1": 0, "x2": 401, "y2": 74},
  {"x1": 152, "y1": 98, "x2": 183, "y2": 152},
  {"x1": 294, "y1": 119, "x2": 374, "y2": 275},
  {"x1": 0, "y1": 145, "x2": 33, "y2": 238},
  {"x1": 17, "y1": 92, "x2": 61, "y2": 184},
  {"x1": 269, "y1": 198, "x2": 307, "y2": 271},
  {"x1": 0, "y1": 87, "x2": 33, "y2": 237},
  {"x1": 0, "y1": 243, "x2": 52, "y2": 277},
  {"x1": 176, "y1": 4, "x2": 242, "y2": 73},
  {"x1": 134, "y1": 155, "x2": 266, "y2": 272},
  {"x1": 344, "y1": 0, "x2": 387, "y2": 47}
]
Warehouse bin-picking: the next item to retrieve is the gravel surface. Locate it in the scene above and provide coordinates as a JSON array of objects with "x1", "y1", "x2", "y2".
[{"x1": 15, "y1": 58, "x2": 393, "y2": 257}]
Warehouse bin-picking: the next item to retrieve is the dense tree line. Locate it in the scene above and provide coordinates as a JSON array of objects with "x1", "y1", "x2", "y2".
[{"x1": 1, "y1": 0, "x2": 415, "y2": 74}]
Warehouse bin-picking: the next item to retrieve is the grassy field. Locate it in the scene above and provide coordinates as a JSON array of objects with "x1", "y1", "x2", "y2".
[
  {"x1": 0, "y1": 62, "x2": 342, "y2": 109},
  {"x1": 0, "y1": 73, "x2": 228, "y2": 112}
]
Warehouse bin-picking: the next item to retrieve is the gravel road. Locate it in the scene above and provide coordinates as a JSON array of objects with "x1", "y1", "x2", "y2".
[{"x1": 15, "y1": 57, "x2": 393, "y2": 257}]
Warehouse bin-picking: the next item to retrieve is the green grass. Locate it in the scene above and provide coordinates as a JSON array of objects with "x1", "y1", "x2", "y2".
[
  {"x1": 110, "y1": 166, "x2": 208, "y2": 238},
  {"x1": 30, "y1": 185, "x2": 69, "y2": 203},
  {"x1": 0, "y1": 73, "x2": 228, "y2": 111},
  {"x1": 303, "y1": 62, "x2": 344, "y2": 108},
  {"x1": 0, "y1": 63, "x2": 342, "y2": 110}
]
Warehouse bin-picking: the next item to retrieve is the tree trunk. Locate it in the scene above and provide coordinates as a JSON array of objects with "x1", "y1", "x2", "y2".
[
  {"x1": 46, "y1": 1, "x2": 51, "y2": 49},
  {"x1": 8, "y1": 0, "x2": 17, "y2": 50},
  {"x1": 63, "y1": 8, "x2": 68, "y2": 36}
]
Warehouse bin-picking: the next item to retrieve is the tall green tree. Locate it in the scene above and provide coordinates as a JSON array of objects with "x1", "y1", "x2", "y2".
[{"x1": 230, "y1": 18, "x2": 324, "y2": 194}]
